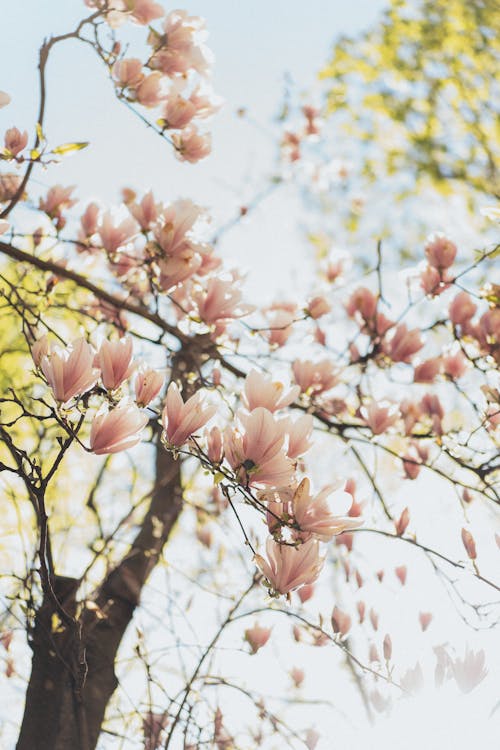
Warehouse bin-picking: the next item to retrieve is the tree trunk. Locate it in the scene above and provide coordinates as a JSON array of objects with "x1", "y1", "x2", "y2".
[{"x1": 17, "y1": 436, "x2": 183, "y2": 750}]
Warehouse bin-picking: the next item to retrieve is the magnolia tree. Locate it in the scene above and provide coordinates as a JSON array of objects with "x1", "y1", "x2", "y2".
[{"x1": 0, "y1": 2, "x2": 499, "y2": 749}]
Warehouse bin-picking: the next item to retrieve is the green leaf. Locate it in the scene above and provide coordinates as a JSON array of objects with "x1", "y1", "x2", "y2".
[{"x1": 51, "y1": 141, "x2": 89, "y2": 155}]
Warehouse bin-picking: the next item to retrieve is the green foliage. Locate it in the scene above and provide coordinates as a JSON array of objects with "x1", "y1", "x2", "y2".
[{"x1": 320, "y1": 0, "x2": 500, "y2": 197}]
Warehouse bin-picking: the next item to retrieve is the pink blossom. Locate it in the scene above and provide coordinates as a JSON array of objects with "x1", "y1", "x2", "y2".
[
  {"x1": 0, "y1": 219, "x2": 9, "y2": 235},
  {"x1": 157, "y1": 254, "x2": 202, "y2": 292},
  {"x1": 149, "y1": 11, "x2": 211, "y2": 77},
  {"x1": 31, "y1": 335, "x2": 49, "y2": 368},
  {"x1": 129, "y1": 190, "x2": 159, "y2": 230},
  {"x1": 395, "y1": 565, "x2": 407, "y2": 585},
  {"x1": 4, "y1": 127, "x2": 28, "y2": 157},
  {"x1": 129, "y1": 0, "x2": 163, "y2": 25},
  {"x1": 461, "y1": 528, "x2": 477, "y2": 560},
  {"x1": 0, "y1": 91, "x2": 11, "y2": 108},
  {"x1": 39, "y1": 185, "x2": 76, "y2": 218},
  {"x1": 425, "y1": 234, "x2": 457, "y2": 270},
  {"x1": 0, "y1": 173, "x2": 21, "y2": 202},
  {"x1": 305, "y1": 729, "x2": 320, "y2": 750},
  {"x1": 162, "y1": 87, "x2": 198, "y2": 130},
  {"x1": 90, "y1": 402, "x2": 148, "y2": 455},
  {"x1": 266, "y1": 308, "x2": 295, "y2": 347},
  {"x1": 298, "y1": 583, "x2": 315, "y2": 603},
  {"x1": 395, "y1": 507, "x2": 410, "y2": 536},
  {"x1": 383, "y1": 633, "x2": 392, "y2": 660},
  {"x1": 80, "y1": 202, "x2": 100, "y2": 237},
  {"x1": 345, "y1": 286, "x2": 377, "y2": 323},
  {"x1": 136, "y1": 72, "x2": 165, "y2": 108},
  {"x1": 154, "y1": 199, "x2": 203, "y2": 256},
  {"x1": 205, "y1": 425, "x2": 223, "y2": 463},
  {"x1": 331, "y1": 606, "x2": 351, "y2": 636},
  {"x1": 357, "y1": 600, "x2": 366, "y2": 623},
  {"x1": 98, "y1": 213, "x2": 138, "y2": 254},
  {"x1": 413, "y1": 357, "x2": 442, "y2": 383},
  {"x1": 383, "y1": 323, "x2": 423, "y2": 363},
  {"x1": 242, "y1": 370, "x2": 299, "y2": 413},
  {"x1": 451, "y1": 648, "x2": 487, "y2": 693},
  {"x1": 143, "y1": 712, "x2": 169, "y2": 750},
  {"x1": 290, "y1": 666, "x2": 305, "y2": 688},
  {"x1": 283, "y1": 414, "x2": 314, "y2": 458},
  {"x1": 172, "y1": 127, "x2": 211, "y2": 163},
  {"x1": 135, "y1": 368, "x2": 164, "y2": 407},
  {"x1": 112, "y1": 58, "x2": 144, "y2": 89},
  {"x1": 420, "y1": 265, "x2": 446, "y2": 296},
  {"x1": 162, "y1": 382, "x2": 216, "y2": 448},
  {"x1": 306, "y1": 295, "x2": 331, "y2": 319},
  {"x1": 95, "y1": 336, "x2": 134, "y2": 391},
  {"x1": 403, "y1": 454, "x2": 421, "y2": 480},
  {"x1": 449, "y1": 291, "x2": 477, "y2": 327},
  {"x1": 41, "y1": 338, "x2": 100, "y2": 403},
  {"x1": 224, "y1": 408, "x2": 294, "y2": 488},
  {"x1": 292, "y1": 358, "x2": 339, "y2": 395},
  {"x1": 292, "y1": 477, "x2": 362, "y2": 542},
  {"x1": 255, "y1": 538, "x2": 324, "y2": 596},
  {"x1": 419, "y1": 612, "x2": 433, "y2": 632},
  {"x1": 443, "y1": 350, "x2": 468, "y2": 379},
  {"x1": 360, "y1": 401, "x2": 399, "y2": 434},
  {"x1": 193, "y1": 276, "x2": 253, "y2": 324},
  {"x1": 244, "y1": 622, "x2": 272, "y2": 654},
  {"x1": 369, "y1": 609, "x2": 379, "y2": 630}
]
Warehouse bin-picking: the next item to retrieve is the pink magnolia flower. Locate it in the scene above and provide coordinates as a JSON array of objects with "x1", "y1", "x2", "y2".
[
  {"x1": 31, "y1": 335, "x2": 49, "y2": 368},
  {"x1": 172, "y1": 126, "x2": 211, "y2": 163},
  {"x1": 369, "y1": 609, "x2": 379, "y2": 630},
  {"x1": 4, "y1": 127, "x2": 28, "y2": 157},
  {"x1": 298, "y1": 583, "x2": 315, "y2": 603},
  {"x1": 162, "y1": 382, "x2": 216, "y2": 447},
  {"x1": 395, "y1": 565, "x2": 407, "y2": 585},
  {"x1": 383, "y1": 633, "x2": 392, "y2": 660},
  {"x1": 255, "y1": 538, "x2": 324, "y2": 596},
  {"x1": 129, "y1": 0, "x2": 163, "y2": 25},
  {"x1": 0, "y1": 91, "x2": 11, "y2": 108},
  {"x1": 345, "y1": 286, "x2": 377, "y2": 323},
  {"x1": 306, "y1": 295, "x2": 331, "y2": 319},
  {"x1": 244, "y1": 622, "x2": 272, "y2": 654},
  {"x1": 135, "y1": 368, "x2": 164, "y2": 407},
  {"x1": 193, "y1": 276, "x2": 254, "y2": 324},
  {"x1": 290, "y1": 666, "x2": 305, "y2": 688},
  {"x1": 154, "y1": 199, "x2": 203, "y2": 256},
  {"x1": 41, "y1": 338, "x2": 100, "y2": 403},
  {"x1": 135, "y1": 72, "x2": 165, "y2": 108},
  {"x1": 162, "y1": 85, "x2": 198, "y2": 130},
  {"x1": 461, "y1": 528, "x2": 477, "y2": 560},
  {"x1": 395, "y1": 507, "x2": 410, "y2": 536},
  {"x1": 80, "y1": 202, "x2": 100, "y2": 237},
  {"x1": 224, "y1": 407, "x2": 294, "y2": 488},
  {"x1": 205, "y1": 425, "x2": 223, "y2": 463},
  {"x1": 157, "y1": 253, "x2": 202, "y2": 292},
  {"x1": 383, "y1": 323, "x2": 423, "y2": 363},
  {"x1": 360, "y1": 401, "x2": 399, "y2": 434},
  {"x1": 143, "y1": 712, "x2": 169, "y2": 750},
  {"x1": 292, "y1": 358, "x2": 339, "y2": 395},
  {"x1": 0, "y1": 173, "x2": 21, "y2": 202},
  {"x1": 284, "y1": 414, "x2": 314, "y2": 458},
  {"x1": 425, "y1": 234, "x2": 457, "y2": 270},
  {"x1": 242, "y1": 370, "x2": 299, "y2": 413},
  {"x1": 112, "y1": 58, "x2": 144, "y2": 89},
  {"x1": 413, "y1": 357, "x2": 442, "y2": 383},
  {"x1": 98, "y1": 212, "x2": 138, "y2": 254},
  {"x1": 149, "y1": 10, "x2": 211, "y2": 76},
  {"x1": 265, "y1": 308, "x2": 295, "y2": 347},
  {"x1": 305, "y1": 729, "x2": 320, "y2": 750},
  {"x1": 419, "y1": 612, "x2": 433, "y2": 632},
  {"x1": 451, "y1": 648, "x2": 487, "y2": 693},
  {"x1": 39, "y1": 185, "x2": 76, "y2": 218},
  {"x1": 0, "y1": 219, "x2": 9, "y2": 235},
  {"x1": 403, "y1": 453, "x2": 421, "y2": 480},
  {"x1": 90, "y1": 402, "x2": 148, "y2": 455},
  {"x1": 95, "y1": 336, "x2": 134, "y2": 391},
  {"x1": 449, "y1": 291, "x2": 477, "y2": 327},
  {"x1": 443, "y1": 350, "x2": 468, "y2": 379},
  {"x1": 129, "y1": 191, "x2": 159, "y2": 230},
  {"x1": 292, "y1": 477, "x2": 362, "y2": 542},
  {"x1": 357, "y1": 600, "x2": 366, "y2": 623},
  {"x1": 331, "y1": 606, "x2": 351, "y2": 636}
]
